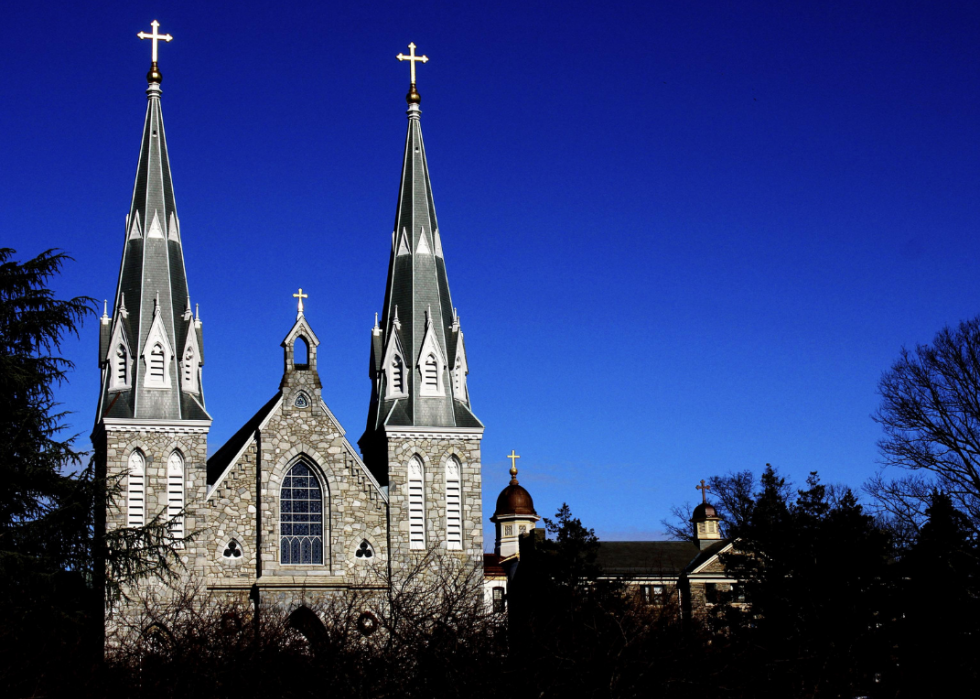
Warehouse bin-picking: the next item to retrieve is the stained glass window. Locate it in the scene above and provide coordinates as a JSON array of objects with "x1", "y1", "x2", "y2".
[{"x1": 280, "y1": 462, "x2": 324, "y2": 565}]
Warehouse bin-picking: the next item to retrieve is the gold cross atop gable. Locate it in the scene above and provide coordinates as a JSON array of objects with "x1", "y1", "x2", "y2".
[
  {"x1": 293, "y1": 288, "x2": 308, "y2": 314},
  {"x1": 397, "y1": 42, "x2": 429, "y2": 85},
  {"x1": 137, "y1": 20, "x2": 173, "y2": 64},
  {"x1": 696, "y1": 479, "x2": 711, "y2": 504}
]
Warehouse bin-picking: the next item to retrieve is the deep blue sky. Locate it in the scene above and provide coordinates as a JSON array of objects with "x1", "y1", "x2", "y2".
[{"x1": 3, "y1": 2, "x2": 979, "y2": 544}]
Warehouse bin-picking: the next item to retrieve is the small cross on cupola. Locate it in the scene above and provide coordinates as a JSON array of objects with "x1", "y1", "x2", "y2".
[{"x1": 137, "y1": 20, "x2": 173, "y2": 84}]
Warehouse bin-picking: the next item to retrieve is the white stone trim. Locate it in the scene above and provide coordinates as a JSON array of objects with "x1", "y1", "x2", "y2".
[
  {"x1": 102, "y1": 418, "x2": 211, "y2": 433},
  {"x1": 179, "y1": 323, "x2": 202, "y2": 395},
  {"x1": 381, "y1": 331, "x2": 408, "y2": 400},
  {"x1": 688, "y1": 540, "x2": 736, "y2": 575},
  {"x1": 384, "y1": 426, "x2": 484, "y2": 440}
]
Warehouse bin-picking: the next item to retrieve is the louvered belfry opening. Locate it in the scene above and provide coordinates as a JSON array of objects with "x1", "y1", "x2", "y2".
[
  {"x1": 446, "y1": 458, "x2": 462, "y2": 550},
  {"x1": 408, "y1": 456, "x2": 425, "y2": 549},
  {"x1": 127, "y1": 450, "x2": 146, "y2": 527}
]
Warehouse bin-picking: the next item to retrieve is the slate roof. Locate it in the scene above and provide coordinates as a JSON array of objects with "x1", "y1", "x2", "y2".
[
  {"x1": 95, "y1": 76, "x2": 208, "y2": 424},
  {"x1": 596, "y1": 541, "x2": 703, "y2": 577},
  {"x1": 207, "y1": 392, "x2": 281, "y2": 485},
  {"x1": 361, "y1": 97, "x2": 481, "y2": 440}
]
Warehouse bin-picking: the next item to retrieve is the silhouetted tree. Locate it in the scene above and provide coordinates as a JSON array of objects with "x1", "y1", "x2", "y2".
[{"x1": 874, "y1": 316, "x2": 980, "y2": 535}]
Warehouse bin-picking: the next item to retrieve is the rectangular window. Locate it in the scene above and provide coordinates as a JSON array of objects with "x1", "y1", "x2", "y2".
[{"x1": 492, "y1": 587, "x2": 505, "y2": 613}]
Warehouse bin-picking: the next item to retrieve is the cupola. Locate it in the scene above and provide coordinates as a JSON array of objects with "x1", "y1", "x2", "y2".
[
  {"x1": 691, "y1": 479, "x2": 723, "y2": 549},
  {"x1": 489, "y1": 451, "x2": 540, "y2": 558}
]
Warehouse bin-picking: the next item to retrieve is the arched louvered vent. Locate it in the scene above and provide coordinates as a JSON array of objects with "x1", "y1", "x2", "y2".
[
  {"x1": 149, "y1": 343, "x2": 166, "y2": 383},
  {"x1": 446, "y1": 458, "x2": 462, "y2": 550},
  {"x1": 391, "y1": 355, "x2": 405, "y2": 394},
  {"x1": 423, "y1": 354, "x2": 438, "y2": 390},
  {"x1": 167, "y1": 452, "x2": 184, "y2": 545},
  {"x1": 408, "y1": 456, "x2": 425, "y2": 550},
  {"x1": 127, "y1": 450, "x2": 145, "y2": 527}
]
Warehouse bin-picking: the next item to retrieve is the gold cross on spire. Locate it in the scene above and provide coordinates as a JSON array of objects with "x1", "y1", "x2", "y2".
[
  {"x1": 696, "y1": 479, "x2": 711, "y2": 504},
  {"x1": 293, "y1": 288, "x2": 308, "y2": 315},
  {"x1": 397, "y1": 42, "x2": 429, "y2": 86},
  {"x1": 137, "y1": 20, "x2": 173, "y2": 64}
]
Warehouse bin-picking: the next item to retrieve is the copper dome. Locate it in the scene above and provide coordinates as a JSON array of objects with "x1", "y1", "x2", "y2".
[
  {"x1": 692, "y1": 502, "x2": 718, "y2": 520},
  {"x1": 494, "y1": 483, "x2": 537, "y2": 518}
]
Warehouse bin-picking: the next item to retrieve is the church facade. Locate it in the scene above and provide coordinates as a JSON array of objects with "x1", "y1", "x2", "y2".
[{"x1": 92, "y1": 33, "x2": 485, "y2": 628}]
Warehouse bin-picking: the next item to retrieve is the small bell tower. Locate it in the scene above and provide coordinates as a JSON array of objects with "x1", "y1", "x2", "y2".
[
  {"x1": 691, "y1": 479, "x2": 723, "y2": 549},
  {"x1": 490, "y1": 452, "x2": 540, "y2": 558}
]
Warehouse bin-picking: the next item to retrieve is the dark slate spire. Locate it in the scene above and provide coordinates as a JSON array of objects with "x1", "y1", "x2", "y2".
[
  {"x1": 360, "y1": 76, "x2": 481, "y2": 454},
  {"x1": 95, "y1": 54, "x2": 208, "y2": 424}
]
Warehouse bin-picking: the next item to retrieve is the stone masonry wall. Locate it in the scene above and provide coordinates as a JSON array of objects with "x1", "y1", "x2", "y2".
[{"x1": 385, "y1": 434, "x2": 483, "y2": 582}]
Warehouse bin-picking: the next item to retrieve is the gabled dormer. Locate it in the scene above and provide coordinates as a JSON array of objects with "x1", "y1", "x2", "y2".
[
  {"x1": 179, "y1": 302, "x2": 203, "y2": 395},
  {"x1": 417, "y1": 307, "x2": 446, "y2": 397},
  {"x1": 142, "y1": 297, "x2": 175, "y2": 389},
  {"x1": 106, "y1": 310, "x2": 135, "y2": 393}
]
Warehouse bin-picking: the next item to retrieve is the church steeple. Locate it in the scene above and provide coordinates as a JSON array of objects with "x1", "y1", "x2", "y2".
[
  {"x1": 95, "y1": 23, "x2": 208, "y2": 424},
  {"x1": 360, "y1": 46, "x2": 482, "y2": 474}
]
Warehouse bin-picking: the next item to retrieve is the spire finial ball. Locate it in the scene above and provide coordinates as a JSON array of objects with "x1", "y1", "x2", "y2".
[
  {"x1": 406, "y1": 84, "x2": 421, "y2": 104},
  {"x1": 147, "y1": 62, "x2": 163, "y2": 84}
]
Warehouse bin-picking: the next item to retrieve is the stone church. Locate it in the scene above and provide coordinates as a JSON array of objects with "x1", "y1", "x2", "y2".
[{"x1": 93, "y1": 31, "x2": 486, "y2": 625}]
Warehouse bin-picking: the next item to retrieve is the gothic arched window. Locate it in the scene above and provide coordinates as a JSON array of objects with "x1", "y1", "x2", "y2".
[
  {"x1": 408, "y1": 456, "x2": 425, "y2": 550},
  {"x1": 167, "y1": 451, "x2": 184, "y2": 545},
  {"x1": 446, "y1": 457, "x2": 462, "y2": 550},
  {"x1": 127, "y1": 450, "x2": 145, "y2": 527},
  {"x1": 280, "y1": 462, "x2": 324, "y2": 565},
  {"x1": 181, "y1": 344, "x2": 197, "y2": 393},
  {"x1": 294, "y1": 336, "x2": 310, "y2": 368},
  {"x1": 115, "y1": 345, "x2": 129, "y2": 386}
]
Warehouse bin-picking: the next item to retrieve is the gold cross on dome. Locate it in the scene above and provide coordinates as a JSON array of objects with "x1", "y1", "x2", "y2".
[
  {"x1": 137, "y1": 20, "x2": 173, "y2": 64},
  {"x1": 696, "y1": 479, "x2": 711, "y2": 504},
  {"x1": 292, "y1": 288, "x2": 308, "y2": 314},
  {"x1": 506, "y1": 450, "x2": 520, "y2": 474},
  {"x1": 397, "y1": 42, "x2": 429, "y2": 85}
]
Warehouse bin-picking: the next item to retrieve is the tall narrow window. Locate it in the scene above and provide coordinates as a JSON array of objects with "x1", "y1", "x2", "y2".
[
  {"x1": 446, "y1": 458, "x2": 462, "y2": 550},
  {"x1": 167, "y1": 452, "x2": 184, "y2": 544},
  {"x1": 127, "y1": 451, "x2": 145, "y2": 527},
  {"x1": 391, "y1": 355, "x2": 405, "y2": 394},
  {"x1": 423, "y1": 354, "x2": 438, "y2": 390},
  {"x1": 408, "y1": 457, "x2": 425, "y2": 550},
  {"x1": 149, "y1": 343, "x2": 165, "y2": 382},
  {"x1": 492, "y1": 587, "x2": 505, "y2": 613},
  {"x1": 280, "y1": 462, "x2": 324, "y2": 565}
]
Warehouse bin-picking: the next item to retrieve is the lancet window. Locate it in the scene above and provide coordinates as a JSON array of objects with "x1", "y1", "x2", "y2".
[
  {"x1": 408, "y1": 456, "x2": 425, "y2": 550},
  {"x1": 280, "y1": 462, "x2": 324, "y2": 565},
  {"x1": 127, "y1": 450, "x2": 145, "y2": 527},
  {"x1": 446, "y1": 458, "x2": 462, "y2": 550},
  {"x1": 148, "y1": 343, "x2": 166, "y2": 384},
  {"x1": 423, "y1": 354, "x2": 439, "y2": 390},
  {"x1": 167, "y1": 451, "x2": 184, "y2": 544}
]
